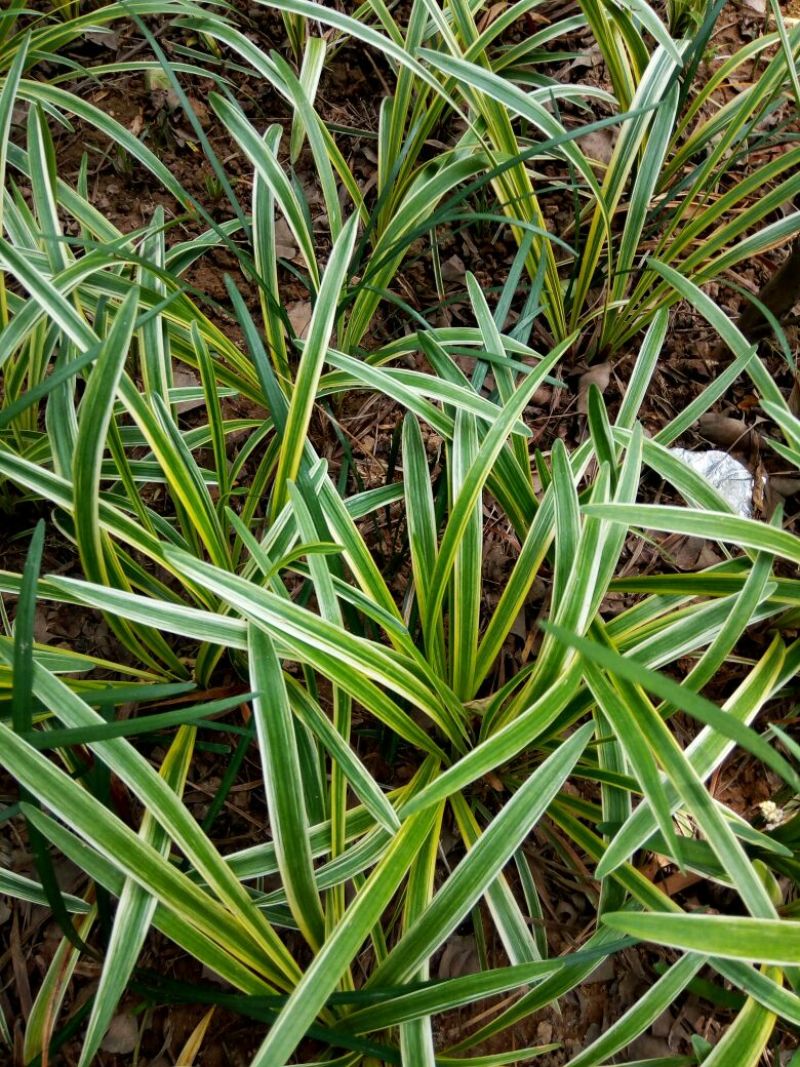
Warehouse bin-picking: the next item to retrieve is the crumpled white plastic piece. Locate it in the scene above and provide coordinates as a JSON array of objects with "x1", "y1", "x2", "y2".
[{"x1": 668, "y1": 447, "x2": 754, "y2": 519}]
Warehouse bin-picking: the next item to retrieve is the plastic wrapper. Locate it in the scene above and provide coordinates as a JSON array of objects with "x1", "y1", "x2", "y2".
[{"x1": 668, "y1": 447, "x2": 754, "y2": 519}]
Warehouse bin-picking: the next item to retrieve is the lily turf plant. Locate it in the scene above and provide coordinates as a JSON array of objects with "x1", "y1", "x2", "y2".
[{"x1": 1, "y1": 0, "x2": 800, "y2": 1063}]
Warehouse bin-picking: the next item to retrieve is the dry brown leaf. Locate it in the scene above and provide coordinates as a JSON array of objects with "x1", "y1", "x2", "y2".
[
  {"x1": 577, "y1": 129, "x2": 616, "y2": 167},
  {"x1": 510, "y1": 606, "x2": 527, "y2": 642},
  {"x1": 584, "y1": 957, "x2": 615, "y2": 984},
  {"x1": 441, "y1": 253, "x2": 466, "y2": 283},
  {"x1": 11, "y1": 912, "x2": 32, "y2": 1020},
  {"x1": 200, "y1": 964, "x2": 228, "y2": 986},
  {"x1": 697, "y1": 412, "x2": 760, "y2": 450},
  {"x1": 187, "y1": 95, "x2": 211, "y2": 127},
  {"x1": 769, "y1": 475, "x2": 800, "y2": 497},
  {"x1": 275, "y1": 218, "x2": 299, "y2": 261},
  {"x1": 670, "y1": 535, "x2": 722, "y2": 571},
  {"x1": 577, "y1": 362, "x2": 611, "y2": 414},
  {"x1": 682, "y1": 358, "x2": 712, "y2": 374},
  {"x1": 738, "y1": 235, "x2": 800, "y2": 338},
  {"x1": 630, "y1": 1035, "x2": 675, "y2": 1061},
  {"x1": 483, "y1": 770, "x2": 505, "y2": 791},
  {"x1": 11, "y1": 101, "x2": 29, "y2": 127},
  {"x1": 172, "y1": 364, "x2": 204, "y2": 414},
  {"x1": 286, "y1": 300, "x2": 312, "y2": 339},
  {"x1": 101, "y1": 1013, "x2": 139, "y2": 1054},
  {"x1": 570, "y1": 44, "x2": 603, "y2": 70},
  {"x1": 477, "y1": 2, "x2": 507, "y2": 32},
  {"x1": 94, "y1": 29, "x2": 122, "y2": 51},
  {"x1": 438, "y1": 934, "x2": 480, "y2": 979}
]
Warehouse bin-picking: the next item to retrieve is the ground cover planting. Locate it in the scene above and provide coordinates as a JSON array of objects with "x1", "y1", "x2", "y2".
[{"x1": 2, "y1": 0, "x2": 800, "y2": 1063}]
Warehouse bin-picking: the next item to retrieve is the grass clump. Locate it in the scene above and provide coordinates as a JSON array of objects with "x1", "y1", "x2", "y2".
[{"x1": 1, "y1": 0, "x2": 800, "y2": 1064}]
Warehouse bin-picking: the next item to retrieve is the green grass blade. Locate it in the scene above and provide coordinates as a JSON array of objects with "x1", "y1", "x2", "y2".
[
  {"x1": 270, "y1": 213, "x2": 358, "y2": 518},
  {"x1": 603, "y1": 913, "x2": 800, "y2": 966},
  {"x1": 73, "y1": 288, "x2": 138, "y2": 580},
  {"x1": 249, "y1": 781, "x2": 442, "y2": 1066},
  {"x1": 23, "y1": 906, "x2": 96, "y2": 1063},
  {"x1": 584, "y1": 502, "x2": 800, "y2": 567},
  {"x1": 566, "y1": 952, "x2": 706, "y2": 1066},
  {"x1": 211, "y1": 98, "x2": 319, "y2": 290},
  {"x1": 402, "y1": 413, "x2": 446, "y2": 673},
  {"x1": 704, "y1": 971, "x2": 781, "y2": 1066},
  {"x1": 422, "y1": 343, "x2": 567, "y2": 665},
  {"x1": 0, "y1": 646, "x2": 301, "y2": 985},
  {"x1": 0, "y1": 868, "x2": 89, "y2": 914},
  {"x1": 450, "y1": 409, "x2": 482, "y2": 698},
  {"x1": 248, "y1": 624, "x2": 326, "y2": 950},
  {"x1": 78, "y1": 726, "x2": 195, "y2": 1067},
  {"x1": 369, "y1": 723, "x2": 593, "y2": 988}
]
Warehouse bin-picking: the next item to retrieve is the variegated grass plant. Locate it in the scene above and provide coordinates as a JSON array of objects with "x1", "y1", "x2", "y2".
[
  {"x1": 0, "y1": 0, "x2": 244, "y2": 443},
  {"x1": 3, "y1": 0, "x2": 800, "y2": 1064},
  {"x1": 202, "y1": 0, "x2": 800, "y2": 362},
  {"x1": 3, "y1": 238, "x2": 800, "y2": 1062}
]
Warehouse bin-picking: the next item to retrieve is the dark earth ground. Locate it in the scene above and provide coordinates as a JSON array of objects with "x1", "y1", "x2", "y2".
[{"x1": 2, "y1": 0, "x2": 800, "y2": 1062}]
